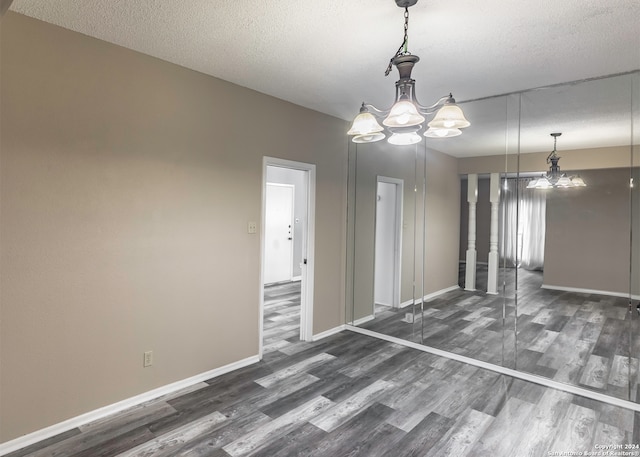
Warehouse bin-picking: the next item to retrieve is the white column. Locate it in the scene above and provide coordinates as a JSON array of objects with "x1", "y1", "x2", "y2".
[
  {"x1": 487, "y1": 173, "x2": 500, "y2": 294},
  {"x1": 465, "y1": 174, "x2": 478, "y2": 291}
]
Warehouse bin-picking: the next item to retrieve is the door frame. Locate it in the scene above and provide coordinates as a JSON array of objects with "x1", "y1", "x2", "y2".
[
  {"x1": 374, "y1": 176, "x2": 403, "y2": 309},
  {"x1": 264, "y1": 182, "x2": 295, "y2": 283},
  {"x1": 260, "y1": 157, "x2": 316, "y2": 357}
]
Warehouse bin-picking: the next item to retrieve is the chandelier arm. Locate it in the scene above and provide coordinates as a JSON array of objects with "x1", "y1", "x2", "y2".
[
  {"x1": 362, "y1": 103, "x2": 391, "y2": 118},
  {"x1": 414, "y1": 95, "x2": 451, "y2": 115}
]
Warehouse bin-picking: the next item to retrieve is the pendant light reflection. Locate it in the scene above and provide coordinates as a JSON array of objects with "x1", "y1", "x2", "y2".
[{"x1": 526, "y1": 133, "x2": 587, "y2": 189}]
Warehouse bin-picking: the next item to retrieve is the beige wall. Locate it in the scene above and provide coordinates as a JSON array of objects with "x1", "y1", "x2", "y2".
[
  {"x1": 424, "y1": 148, "x2": 460, "y2": 293},
  {"x1": 0, "y1": 13, "x2": 348, "y2": 442}
]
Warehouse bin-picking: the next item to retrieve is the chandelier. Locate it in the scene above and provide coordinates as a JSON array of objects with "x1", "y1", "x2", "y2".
[
  {"x1": 527, "y1": 133, "x2": 586, "y2": 189},
  {"x1": 347, "y1": 0, "x2": 470, "y2": 145}
]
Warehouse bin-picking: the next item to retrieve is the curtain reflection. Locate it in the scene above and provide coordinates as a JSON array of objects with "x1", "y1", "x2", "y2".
[{"x1": 501, "y1": 179, "x2": 546, "y2": 270}]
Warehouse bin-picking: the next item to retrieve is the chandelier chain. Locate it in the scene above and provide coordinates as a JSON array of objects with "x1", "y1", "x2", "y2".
[{"x1": 385, "y1": 6, "x2": 410, "y2": 76}]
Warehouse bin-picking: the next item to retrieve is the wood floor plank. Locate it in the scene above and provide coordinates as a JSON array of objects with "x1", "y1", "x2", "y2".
[
  {"x1": 223, "y1": 396, "x2": 333, "y2": 456},
  {"x1": 509, "y1": 388, "x2": 573, "y2": 457},
  {"x1": 309, "y1": 380, "x2": 394, "y2": 432},
  {"x1": 306, "y1": 403, "x2": 398, "y2": 457},
  {"x1": 255, "y1": 352, "x2": 335, "y2": 388},
  {"x1": 248, "y1": 423, "x2": 327, "y2": 457},
  {"x1": 424, "y1": 408, "x2": 493, "y2": 457},
  {"x1": 388, "y1": 412, "x2": 455, "y2": 457},
  {"x1": 548, "y1": 403, "x2": 597, "y2": 453},
  {"x1": 468, "y1": 397, "x2": 535, "y2": 456},
  {"x1": 580, "y1": 354, "x2": 611, "y2": 389},
  {"x1": 169, "y1": 409, "x2": 272, "y2": 456},
  {"x1": 114, "y1": 411, "x2": 228, "y2": 457}
]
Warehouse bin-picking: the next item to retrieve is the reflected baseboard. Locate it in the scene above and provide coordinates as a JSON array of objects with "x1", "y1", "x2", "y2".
[
  {"x1": 352, "y1": 314, "x2": 375, "y2": 326},
  {"x1": 399, "y1": 285, "x2": 460, "y2": 308},
  {"x1": 542, "y1": 284, "x2": 640, "y2": 300}
]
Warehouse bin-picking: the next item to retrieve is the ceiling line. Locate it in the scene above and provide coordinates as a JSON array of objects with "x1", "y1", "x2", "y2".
[{"x1": 458, "y1": 69, "x2": 640, "y2": 105}]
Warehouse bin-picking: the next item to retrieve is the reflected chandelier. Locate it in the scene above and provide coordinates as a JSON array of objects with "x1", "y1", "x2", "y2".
[
  {"x1": 527, "y1": 133, "x2": 586, "y2": 189},
  {"x1": 347, "y1": 0, "x2": 470, "y2": 146}
]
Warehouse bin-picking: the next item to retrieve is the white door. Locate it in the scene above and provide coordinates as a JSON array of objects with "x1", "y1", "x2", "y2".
[
  {"x1": 264, "y1": 183, "x2": 294, "y2": 284},
  {"x1": 374, "y1": 178, "x2": 403, "y2": 307}
]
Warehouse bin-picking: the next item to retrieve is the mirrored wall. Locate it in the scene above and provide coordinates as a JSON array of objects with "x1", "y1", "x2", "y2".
[{"x1": 346, "y1": 71, "x2": 640, "y2": 404}]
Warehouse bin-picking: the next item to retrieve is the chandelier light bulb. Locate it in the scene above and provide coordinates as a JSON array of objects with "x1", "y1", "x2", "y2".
[
  {"x1": 428, "y1": 103, "x2": 471, "y2": 130},
  {"x1": 383, "y1": 99, "x2": 425, "y2": 128},
  {"x1": 347, "y1": 111, "x2": 384, "y2": 136}
]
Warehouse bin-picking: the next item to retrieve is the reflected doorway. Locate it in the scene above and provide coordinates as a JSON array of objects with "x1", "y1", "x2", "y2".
[{"x1": 374, "y1": 176, "x2": 403, "y2": 312}]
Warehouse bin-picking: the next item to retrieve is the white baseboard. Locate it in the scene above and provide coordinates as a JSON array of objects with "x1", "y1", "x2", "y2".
[
  {"x1": 399, "y1": 285, "x2": 460, "y2": 308},
  {"x1": 0, "y1": 355, "x2": 260, "y2": 456},
  {"x1": 352, "y1": 314, "x2": 375, "y2": 326},
  {"x1": 542, "y1": 284, "x2": 640, "y2": 300},
  {"x1": 312, "y1": 325, "x2": 346, "y2": 341},
  {"x1": 291, "y1": 276, "x2": 302, "y2": 282}
]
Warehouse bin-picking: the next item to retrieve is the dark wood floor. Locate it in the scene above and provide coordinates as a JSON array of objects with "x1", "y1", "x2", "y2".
[
  {"x1": 362, "y1": 265, "x2": 640, "y2": 403},
  {"x1": 8, "y1": 281, "x2": 640, "y2": 457},
  {"x1": 263, "y1": 281, "x2": 301, "y2": 353}
]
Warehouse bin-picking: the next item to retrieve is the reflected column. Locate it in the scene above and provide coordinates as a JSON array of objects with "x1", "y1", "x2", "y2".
[
  {"x1": 487, "y1": 173, "x2": 500, "y2": 294},
  {"x1": 465, "y1": 174, "x2": 478, "y2": 291}
]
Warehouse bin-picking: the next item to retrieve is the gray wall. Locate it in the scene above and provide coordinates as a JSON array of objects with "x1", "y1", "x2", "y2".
[
  {"x1": 544, "y1": 168, "x2": 632, "y2": 294},
  {"x1": 1, "y1": 12, "x2": 348, "y2": 442}
]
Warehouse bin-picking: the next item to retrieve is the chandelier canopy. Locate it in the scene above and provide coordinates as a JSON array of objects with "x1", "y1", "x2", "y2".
[
  {"x1": 347, "y1": 0, "x2": 470, "y2": 145},
  {"x1": 527, "y1": 133, "x2": 587, "y2": 189}
]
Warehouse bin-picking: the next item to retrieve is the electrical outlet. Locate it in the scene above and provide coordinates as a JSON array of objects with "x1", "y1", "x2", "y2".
[
  {"x1": 143, "y1": 351, "x2": 153, "y2": 367},
  {"x1": 248, "y1": 221, "x2": 257, "y2": 234}
]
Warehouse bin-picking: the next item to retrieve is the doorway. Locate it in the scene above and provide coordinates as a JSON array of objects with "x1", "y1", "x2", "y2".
[
  {"x1": 374, "y1": 177, "x2": 403, "y2": 312},
  {"x1": 260, "y1": 158, "x2": 316, "y2": 356}
]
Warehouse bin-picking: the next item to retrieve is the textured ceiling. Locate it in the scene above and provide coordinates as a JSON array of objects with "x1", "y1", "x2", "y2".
[{"x1": 8, "y1": 0, "x2": 640, "y2": 157}]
